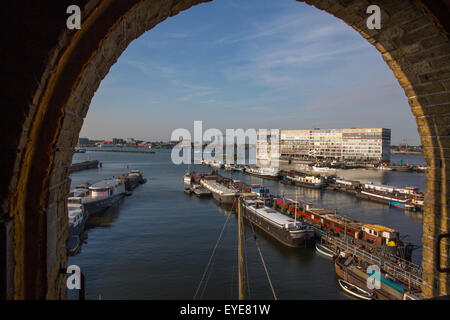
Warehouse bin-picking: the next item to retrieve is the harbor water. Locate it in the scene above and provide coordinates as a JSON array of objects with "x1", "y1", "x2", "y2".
[{"x1": 68, "y1": 150, "x2": 425, "y2": 300}]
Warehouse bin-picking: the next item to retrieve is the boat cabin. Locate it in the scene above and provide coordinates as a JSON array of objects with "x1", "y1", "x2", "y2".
[
  {"x1": 251, "y1": 185, "x2": 270, "y2": 197},
  {"x1": 362, "y1": 224, "x2": 399, "y2": 246},
  {"x1": 89, "y1": 179, "x2": 123, "y2": 199}
]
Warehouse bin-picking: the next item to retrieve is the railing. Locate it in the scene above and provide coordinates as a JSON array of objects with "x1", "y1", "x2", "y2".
[{"x1": 313, "y1": 226, "x2": 423, "y2": 289}]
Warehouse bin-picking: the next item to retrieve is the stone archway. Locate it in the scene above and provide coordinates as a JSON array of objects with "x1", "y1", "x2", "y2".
[{"x1": 1, "y1": 0, "x2": 449, "y2": 299}]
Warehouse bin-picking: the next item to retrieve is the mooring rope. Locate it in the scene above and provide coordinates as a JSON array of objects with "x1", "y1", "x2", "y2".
[
  {"x1": 249, "y1": 222, "x2": 278, "y2": 300},
  {"x1": 193, "y1": 203, "x2": 233, "y2": 300}
]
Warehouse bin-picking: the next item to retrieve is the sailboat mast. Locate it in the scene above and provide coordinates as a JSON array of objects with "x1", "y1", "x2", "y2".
[
  {"x1": 238, "y1": 197, "x2": 245, "y2": 300},
  {"x1": 295, "y1": 189, "x2": 297, "y2": 224}
]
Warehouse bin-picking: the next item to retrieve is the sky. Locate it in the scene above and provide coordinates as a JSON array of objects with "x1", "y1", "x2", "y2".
[{"x1": 79, "y1": 0, "x2": 420, "y2": 145}]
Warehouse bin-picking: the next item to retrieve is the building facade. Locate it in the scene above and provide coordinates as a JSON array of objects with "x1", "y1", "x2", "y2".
[{"x1": 258, "y1": 128, "x2": 391, "y2": 163}]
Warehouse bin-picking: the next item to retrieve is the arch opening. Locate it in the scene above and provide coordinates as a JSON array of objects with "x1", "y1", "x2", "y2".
[{"x1": 1, "y1": 0, "x2": 449, "y2": 299}]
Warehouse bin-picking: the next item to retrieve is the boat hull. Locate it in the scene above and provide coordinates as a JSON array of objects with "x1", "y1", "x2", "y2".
[
  {"x1": 245, "y1": 171, "x2": 280, "y2": 180},
  {"x1": 293, "y1": 180, "x2": 325, "y2": 189},
  {"x1": 338, "y1": 279, "x2": 373, "y2": 300},
  {"x1": 334, "y1": 258, "x2": 401, "y2": 300},
  {"x1": 315, "y1": 243, "x2": 336, "y2": 258},
  {"x1": 356, "y1": 191, "x2": 416, "y2": 211},
  {"x1": 242, "y1": 204, "x2": 315, "y2": 248},
  {"x1": 212, "y1": 192, "x2": 236, "y2": 204},
  {"x1": 66, "y1": 235, "x2": 81, "y2": 255},
  {"x1": 83, "y1": 193, "x2": 125, "y2": 216},
  {"x1": 68, "y1": 220, "x2": 86, "y2": 237},
  {"x1": 193, "y1": 188, "x2": 212, "y2": 198}
]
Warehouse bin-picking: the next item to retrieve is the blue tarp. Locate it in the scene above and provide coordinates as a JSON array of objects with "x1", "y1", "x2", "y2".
[{"x1": 367, "y1": 270, "x2": 404, "y2": 293}]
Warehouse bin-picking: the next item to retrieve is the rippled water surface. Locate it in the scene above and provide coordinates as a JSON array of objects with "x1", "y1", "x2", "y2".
[{"x1": 69, "y1": 151, "x2": 425, "y2": 300}]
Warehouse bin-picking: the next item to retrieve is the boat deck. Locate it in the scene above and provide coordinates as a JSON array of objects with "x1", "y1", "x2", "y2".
[
  {"x1": 90, "y1": 178, "x2": 122, "y2": 190},
  {"x1": 201, "y1": 180, "x2": 237, "y2": 195},
  {"x1": 245, "y1": 200, "x2": 299, "y2": 227}
]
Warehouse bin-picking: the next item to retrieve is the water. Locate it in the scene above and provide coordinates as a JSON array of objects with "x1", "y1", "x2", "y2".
[{"x1": 68, "y1": 150, "x2": 425, "y2": 300}]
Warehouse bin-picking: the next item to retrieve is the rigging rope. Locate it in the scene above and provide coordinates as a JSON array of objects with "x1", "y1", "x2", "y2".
[
  {"x1": 193, "y1": 211, "x2": 232, "y2": 300},
  {"x1": 249, "y1": 222, "x2": 278, "y2": 300}
]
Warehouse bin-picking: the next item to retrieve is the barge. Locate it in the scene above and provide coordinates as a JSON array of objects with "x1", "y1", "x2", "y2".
[
  {"x1": 274, "y1": 197, "x2": 416, "y2": 261},
  {"x1": 242, "y1": 199, "x2": 315, "y2": 248},
  {"x1": 68, "y1": 178, "x2": 126, "y2": 217},
  {"x1": 123, "y1": 169, "x2": 147, "y2": 191}
]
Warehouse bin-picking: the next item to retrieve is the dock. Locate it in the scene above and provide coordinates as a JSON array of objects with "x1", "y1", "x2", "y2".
[{"x1": 69, "y1": 160, "x2": 99, "y2": 173}]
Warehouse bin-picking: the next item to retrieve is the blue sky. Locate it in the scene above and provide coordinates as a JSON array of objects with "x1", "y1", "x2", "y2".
[{"x1": 80, "y1": 0, "x2": 420, "y2": 145}]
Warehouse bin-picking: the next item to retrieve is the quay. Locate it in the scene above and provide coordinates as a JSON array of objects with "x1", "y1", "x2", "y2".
[{"x1": 69, "y1": 160, "x2": 100, "y2": 173}]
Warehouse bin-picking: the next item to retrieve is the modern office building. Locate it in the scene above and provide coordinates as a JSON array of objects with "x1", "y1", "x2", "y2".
[{"x1": 257, "y1": 128, "x2": 391, "y2": 163}]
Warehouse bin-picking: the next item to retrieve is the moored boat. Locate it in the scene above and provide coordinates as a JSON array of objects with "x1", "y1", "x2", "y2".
[
  {"x1": 183, "y1": 172, "x2": 192, "y2": 185},
  {"x1": 200, "y1": 179, "x2": 238, "y2": 204},
  {"x1": 338, "y1": 279, "x2": 374, "y2": 300},
  {"x1": 67, "y1": 198, "x2": 87, "y2": 237},
  {"x1": 242, "y1": 199, "x2": 315, "y2": 248},
  {"x1": 312, "y1": 165, "x2": 336, "y2": 174},
  {"x1": 334, "y1": 255, "x2": 416, "y2": 300},
  {"x1": 69, "y1": 178, "x2": 126, "y2": 217},
  {"x1": 192, "y1": 185, "x2": 212, "y2": 198},
  {"x1": 210, "y1": 161, "x2": 224, "y2": 169},
  {"x1": 283, "y1": 174, "x2": 326, "y2": 189},
  {"x1": 245, "y1": 167, "x2": 280, "y2": 180},
  {"x1": 124, "y1": 169, "x2": 147, "y2": 191},
  {"x1": 66, "y1": 235, "x2": 81, "y2": 256},
  {"x1": 315, "y1": 243, "x2": 336, "y2": 258}
]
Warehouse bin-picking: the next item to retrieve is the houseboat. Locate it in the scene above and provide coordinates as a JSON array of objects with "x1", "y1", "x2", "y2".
[
  {"x1": 273, "y1": 196, "x2": 416, "y2": 260},
  {"x1": 283, "y1": 174, "x2": 327, "y2": 189},
  {"x1": 68, "y1": 178, "x2": 126, "y2": 217}
]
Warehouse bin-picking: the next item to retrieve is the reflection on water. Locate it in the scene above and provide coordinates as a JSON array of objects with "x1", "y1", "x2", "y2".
[
  {"x1": 68, "y1": 150, "x2": 425, "y2": 300},
  {"x1": 84, "y1": 201, "x2": 123, "y2": 230}
]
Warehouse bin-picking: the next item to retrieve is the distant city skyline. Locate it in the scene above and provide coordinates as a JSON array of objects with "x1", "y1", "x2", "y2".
[{"x1": 79, "y1": 0, "x2": 421, "y2": 145}]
